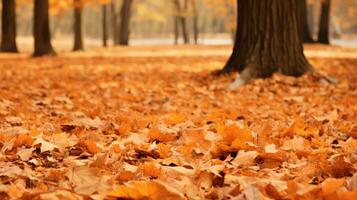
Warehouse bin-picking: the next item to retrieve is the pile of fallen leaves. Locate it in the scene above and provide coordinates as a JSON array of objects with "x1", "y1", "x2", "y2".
[{"x1": 0, "y1": 45, "x2": 356, "y2": 200}]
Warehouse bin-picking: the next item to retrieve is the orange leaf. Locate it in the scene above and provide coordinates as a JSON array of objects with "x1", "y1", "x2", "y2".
[
  {"x1": 117, "y1": 171, "x2": 135, "y2": 182},
  {"x1": 148, "y1": 127, "x2": 176, "y2": 143},
  {"x1": 84, "y1": 140, "x2": 102, "y2": 154},
  {"x1": 143, "y1": 162, "x2": 162, "y2": 178},
  {"x1": 157, "y1": 143, "x2": 171, "y2": 158},
  {"x1": 347, "y1": 126, "x2": 357, "y2": 138},
  {"x1": 164, "y1": 113, "x2": 186, "y2": 125},
  {"x1": 322, "y1": 178, "x2": 346, "y2": 200},
  {"x1": 14, "y1": 134, "x2": 34, "y2": 148},
  {"x1": 118, "y1": 122, "x2": 131, "y2": 135},
  {"x1": 216, "y1": 123, "x2": 253, "y2": 149},
  {"x1": 107, "y1": 181, "x2": 184, "y2": 200},
  {"x1": 112, "y1": 144, "x2": 122, "y2": 154},
  {"x1": 337, "y1": 189, "x2": 357, "y2": 200}
]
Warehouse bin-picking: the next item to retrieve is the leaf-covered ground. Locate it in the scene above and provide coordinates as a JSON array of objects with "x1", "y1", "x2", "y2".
[{"x1": 0, "y1": 45, "x2": 356, "y2": 200}]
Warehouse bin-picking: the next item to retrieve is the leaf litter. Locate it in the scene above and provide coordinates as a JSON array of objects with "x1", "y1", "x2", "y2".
[{"x1": 0, "y1": 45, "x2": 356, "y2": 199}]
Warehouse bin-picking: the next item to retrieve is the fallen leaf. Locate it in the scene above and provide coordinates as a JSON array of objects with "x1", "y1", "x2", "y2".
[{"x1": 107, "y1": 181, "x2": 185, "y2": 200}]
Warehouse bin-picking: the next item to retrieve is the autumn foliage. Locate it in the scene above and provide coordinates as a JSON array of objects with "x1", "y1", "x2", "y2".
[{"x1": 0, "y1": 45, "x2": 356, "y2": 199}]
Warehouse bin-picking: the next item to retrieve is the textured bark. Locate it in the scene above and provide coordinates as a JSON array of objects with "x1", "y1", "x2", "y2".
[
  {"x1": 317, "y1": 0, "x2": 331, "y2": 44},
  {"x1": 118, "y1": 0, "x2": 133, "y2": 45},
  {"x1": 1, "y1": 0, "x2": 18, "y2": 52},
  {"x1": 222, "y1": 0, "x2": 313, "y2": 80},
  {"x1": 73, "y1": 3, "x2": 84, "y2": 51},
  {"x1": 102, "y1": 4, "x2": 108, "y2": 47},
  {"x1": 33, "y1": 0, "x2": 55, "y2": 56},
  {"x1": 299, "y1": 0, "x2": 314, "y2": 43}
]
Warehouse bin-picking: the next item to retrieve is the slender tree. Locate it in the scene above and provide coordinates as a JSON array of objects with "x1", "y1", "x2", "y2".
[
  {"x1": 299, "y1": 0, "x2": 314, "y2": 43},
  {"x1": 222, "y1": 0, "x2": 313, "y2": 85},
  {"x1": 111, "y1": 0, "x2": 119, "y2": 45},
  {"x1": 73, "y1": 0, "x2": 84, "y2": 51},
  {"x1": 102, "y1": 4, "x2": 108, "y2": 47},
  {"x1": 174, "y1": 16, "x2": 179, "y2": 45},
  {"x1": 33, "y1": 0, "x2": 55, "y2": 56},
  {"x1": 1, "y1": 0, "x2": 18, "y2": 52},
  {"x1": 191, "y1": 0, "x2": 199, "y2": 45},
  {"x1": 317, "y1": 0, "x2": 331, "y2": 44},
  {"x1": 173, "y1": 0, "x2": 190, "y2": 44},
  {"x1": 118, "y1": 0, "x2": 133, "y2": 45}
]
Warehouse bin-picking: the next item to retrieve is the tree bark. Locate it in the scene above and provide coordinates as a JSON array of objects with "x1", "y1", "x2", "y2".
[
  {"x1": 317, "y1": 0, "x2": 331, "y2": 44},
  {"x1": 174, "y1": 16, "x2": 179, "y2": 45},
  {"x1": 111, "y1": 1, "x2": 119, "y2": 45},
  {"x1": 222, "y1": 0, "x2": 313, "y2": 81},
  {"x1": 33, "y1": 0, "x2": 55, "y2": 56},
  {"x1": 102, "y1": 4, "x2": 108, "y2": 47},
  {"x1": 299, "y1": 0, "x2": 314, "y2": 43},
  {"x1": 1, "y1": 0, "x2": 18, "y2": 52},
  {"x1": 73, "y1": 1, "x2": 84, "y2": 51},
  {"x1": 180, "y1": 0, "x2": 190, "y2": 44},
  {"x1": 173, "y1": 0, "x2": 190, "y2": 44},
  {"x1": 191, "y1": 0, "x2": 199, "y2": 45},
  {"x1": 118, "y1": 0, "x2": 133, "y2": 45}
]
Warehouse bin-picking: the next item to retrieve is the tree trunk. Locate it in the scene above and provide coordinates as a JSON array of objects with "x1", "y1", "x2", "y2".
[
  {"x1": 222, "y1": 0, "x2": 313, "y2": 82},
  {"x1": 307, "y1": 3, "x2": 317, "y2": 38},
  {"x1": 191, "y1": 0, "x2": 199, "y2": 45},
  {"x1": 180, "y1": 0, "x2": 190, "y2": 44},
  {"x1": 118, "y1": 0, "x2": 133, "y2": 45},
  {"x1": 102, "y1": 4, "x2": 108, "y2": 47},
  {"x1": 73, "y1": 2, "x2": 84, "y2": 51},
  {"x1": 299, "y1": 0, "x2": 314, "y2": 43},
  {"x1": 173, "y1": 0, "x2": 190, "y2": 44},
  {"x1": 180, "y1": 17, "x2": 190, "y2": 44},
  {"x1": 1, "y1": 0, "x2": 18, "y2": 52},
  {"x1": 317, "y1": 0, "x2": 331, "y2": 44},
  {"x1": 33, "y1": 0, "x2": 55, "y2": 56},
  {"x1": 174, "y1": 16, "x2": 179, "y2": 45},
  {"x1": 111, "y1": 1, "x2": 118, "y2": 45}
]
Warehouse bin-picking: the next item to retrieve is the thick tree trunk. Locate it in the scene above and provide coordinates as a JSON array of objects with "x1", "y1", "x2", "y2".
[
  {"x1": 222, "y1": 0, "x2": 313, "y2": 81},
  {"x1": 299, "y1": 0, "x2": 314, "y2": 43},
  {"x1": 33, "y1": 0, "x2": 55, "y2": 56},
  {"x1": 73, "y1": 3, "x2": 84, "y2": 51},
  {"x1": 118, "y1": 0, "x2": 133, "y2": 45},
  {"x1": 317, "y1": 0, "x2": 331, "y2": 44},
  {"x1": 102, "y1": 4, "x2": 108, "y2": 47},
  {"x1": 1, "y1": 0, "x2": 18, "y2": 52}
]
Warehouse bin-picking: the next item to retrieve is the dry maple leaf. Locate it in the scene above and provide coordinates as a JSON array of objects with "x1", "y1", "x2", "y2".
[
  {"x1": 83, "y1": 140, "x2": 102, "y2": 154},
  {"x1": 39, "y1": 190, "x2": 84, "y2": 200},
  {"x1": 107, "y1": 181, "x2": 185, "y2": 200},
  {"x1": 148, "y1": 126, "x2": 177, "y2": 143}
]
